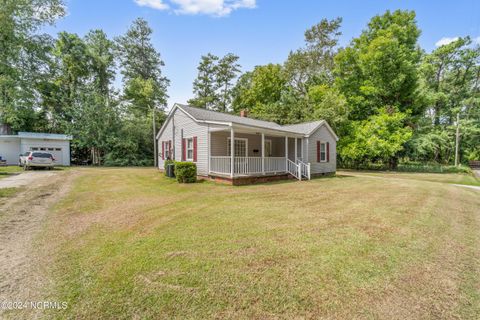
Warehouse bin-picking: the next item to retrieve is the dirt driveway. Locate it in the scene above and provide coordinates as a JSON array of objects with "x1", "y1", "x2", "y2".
[
  {"x1": 0, "y1": 170, "x2": 57, "y2": 189},
  {"x1": 0, "y1": 169, "x2": 78, "y2": 319}
]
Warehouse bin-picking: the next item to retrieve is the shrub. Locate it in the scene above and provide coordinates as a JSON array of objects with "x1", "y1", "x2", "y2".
[{"x1": 175, "y1": 162, "x2": 197, "y2": 183}]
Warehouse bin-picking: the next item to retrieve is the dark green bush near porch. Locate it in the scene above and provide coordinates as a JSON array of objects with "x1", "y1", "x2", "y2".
[{"x1": 175, "y1": 162, "x2": 197, "y2": 183}]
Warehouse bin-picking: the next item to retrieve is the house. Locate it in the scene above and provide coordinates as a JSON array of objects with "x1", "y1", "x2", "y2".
[
  {"x1": 0, "y1": 131, "x2": 72, "y2": 166},
  {"x1": 156, "y1": 103, "x2": 338, "y2": 185}
]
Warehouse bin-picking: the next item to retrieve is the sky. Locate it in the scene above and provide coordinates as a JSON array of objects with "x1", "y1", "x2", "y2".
[{"x1": 43, "y1": 0, "x2": 480, "y2": 109}]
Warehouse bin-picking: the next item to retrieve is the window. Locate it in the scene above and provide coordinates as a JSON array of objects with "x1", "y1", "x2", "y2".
[
  {"x1": 320, "y1": 142, "x2": 327, "y2": 162},
  {"x1": 31, "y1": 147, "x2": 38, "y2": 151},
  {"x1": 165, "y1": 141, "x2": 170, "y2": 160},
  {"x1": 186, "y1": 138, "x2": 194, "y2": 161},
  {"x1": 227, "y1": 138, "x2": 247, "y2": 157},
  {"x1": 40, "y1": 147, "x2": 46, "y2": 151},
  {"x1": 48, "y1": 148, "x2": 54, "y2": 151},
  {"x1": 55, "y1": 148, "x2": 61, "y2": 151}
]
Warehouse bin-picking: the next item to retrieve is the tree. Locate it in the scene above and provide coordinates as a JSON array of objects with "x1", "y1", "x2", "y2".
[
  {"x1": 335, "y1": 10, "x2": 422, "y2": 120},
  {"x1": 284, "y1": 18, "x2": 342, "y2": 97},
  {"x1": 216, "y1": 53, "x2": 241, "y2": 112},
  {"x1": 188, "y1": 53, "x2": 220, "y2": 109},
  {"x1": 340, "y1": 108, "x2": 413, "y2": 168},
  {"x1": 116, "y1": 18, "x2": 169, "y2": 166},
  {"x1": 307, "y1": 85, "x2": 348, "y2": 134},
  {"x1": 0, "y1": 0, "x2": 65, "y2": 131},
  {"x1": 232, "y1": 64, "x2": 288, "y2": 122}
]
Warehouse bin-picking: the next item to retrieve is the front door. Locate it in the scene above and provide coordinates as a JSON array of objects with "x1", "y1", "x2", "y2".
[
  {"x1": 264, "y1": 139, "x2": 272, "y2": 157},
  {"x1": 227, "y1": 138, "x2": 247, "y2": 157}
]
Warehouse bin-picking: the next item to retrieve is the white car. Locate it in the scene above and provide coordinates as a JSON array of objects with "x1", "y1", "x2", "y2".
[{"x1": 21, "y1": 151, "x2": 55, "y2": 170}]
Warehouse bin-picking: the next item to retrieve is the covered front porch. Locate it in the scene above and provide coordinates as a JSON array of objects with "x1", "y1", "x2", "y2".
[{"x1": 208, "y1": 125, "x2": 310, "y2": 180}]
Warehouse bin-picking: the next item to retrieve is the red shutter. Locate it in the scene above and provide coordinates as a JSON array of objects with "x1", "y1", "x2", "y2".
[
  {"x1": 162, "y1": 141, "x2": 165, "y2": 160},
  {"x1": 182, "y1": 139, "x2": 186, "y2": 161},
  {"x1": 327, "y1": 142, "x2": 330, "y2": 162},
  {"x1": 193, "y1": 136, "x2": 197, "y2": 162},
  {"x1": 168, "y1": 140, "x2": 172, "y2": 160},
  {"x1": 316, "y1": 141, "x2": 320, "y2": 162}
]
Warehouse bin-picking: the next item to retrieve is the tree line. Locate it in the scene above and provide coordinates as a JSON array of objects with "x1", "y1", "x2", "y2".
[
  {"x1": 189, "y1": 11, "x2": 480, "y2": 168},
  {"x1": 1, "y1": 2, "x2": 478, "y2": 167},
  {"x1": 1, "y1": 0, "x2": 168, "y2": 165}
]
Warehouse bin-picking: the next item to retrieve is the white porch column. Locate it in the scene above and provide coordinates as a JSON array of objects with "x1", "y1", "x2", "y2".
[
  {"x1": 261, "y1": 133, "x2": 265, "y2": 175},
  {"x1": 230, "y1": 127, "x2": 234, "y2": 178},
  {"x1": 208, "y1": 126, "x2": 211, "y2": 174},
  {"x1": 285, "y1": 136, "x2": 288, "y2": 161},
  {"x1": 294, "y1": 137, "x2": 298, "y2": 163},
  {"x1": 306, "y1": 137, "x2": 309, "y2": 162}
]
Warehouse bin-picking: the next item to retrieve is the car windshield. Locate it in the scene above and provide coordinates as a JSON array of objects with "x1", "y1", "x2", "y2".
[{"x1": 32, "y1": 152, "x2": 52, "y2": 158}]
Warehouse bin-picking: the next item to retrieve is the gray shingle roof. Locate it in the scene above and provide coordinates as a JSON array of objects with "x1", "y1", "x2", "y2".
[{"x1": 177, "y1": 104, "x2": 323, "y2": 135}]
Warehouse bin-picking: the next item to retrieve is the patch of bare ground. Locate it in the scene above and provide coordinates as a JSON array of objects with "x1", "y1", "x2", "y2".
[{"x1": 0, "y1": 170, "x2": 79, "y2": 319}]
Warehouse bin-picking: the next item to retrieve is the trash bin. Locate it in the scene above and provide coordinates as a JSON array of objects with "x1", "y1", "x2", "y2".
[{"x1": 166, "y1": 163, "x2": 175, "y2": 178}]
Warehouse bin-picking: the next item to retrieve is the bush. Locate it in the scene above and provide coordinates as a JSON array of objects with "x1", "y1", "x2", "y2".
[
  {"x1": 339, "y1": 160, "x2": 472, "y2": 174},
  {"x1": 175, "y1": 162, "x2": 197, "y2": 183}
]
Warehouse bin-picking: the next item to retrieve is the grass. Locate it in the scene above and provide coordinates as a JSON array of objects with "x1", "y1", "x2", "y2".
[
  {"x1": 0, "y1": 166, "x2": 22, "y2": 179},
  {"x1": 0, "y1": 187, "x2": 19, "y2": 198},
  {"x1": 342, "y1": 170, "x2": 480, "y2": 187},
  {"x1": 36, "y1": 168, "x2": 480, "y2": 319}
]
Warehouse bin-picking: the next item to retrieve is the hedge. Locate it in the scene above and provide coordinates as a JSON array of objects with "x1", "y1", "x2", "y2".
[{"x1": 175, "y1": 162, "x2": 197, "y2": 183}]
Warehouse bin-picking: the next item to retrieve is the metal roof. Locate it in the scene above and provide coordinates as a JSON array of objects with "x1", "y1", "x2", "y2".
[{"x1": 17, "y1": 132, "x2": 72, "y2": 140}]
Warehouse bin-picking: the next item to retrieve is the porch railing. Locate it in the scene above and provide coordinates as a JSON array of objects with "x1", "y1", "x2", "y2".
[
  {"x1": 210, "y1": 156, "x2": 287, "y2": 175},
  {"x1": 286, "y1": 159, "x2": 300, "y2": 180},
  {"x1": 210, "y1": 156, "x2": 231, "y2": 174},
  {"x1": 265, "y1": 157, "x2": 286, "y2": 173}
]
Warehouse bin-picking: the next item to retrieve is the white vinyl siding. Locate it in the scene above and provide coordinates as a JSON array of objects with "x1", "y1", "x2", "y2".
[
  {"x1": 157, "y1": 118, "x2": 174, "y2": 169},
  {"x1": 172, "y1": 108, "x2": 208, "y2": 175},
  {"x1": 307, "y1": 125, "x2": 336, "y2": 174}
]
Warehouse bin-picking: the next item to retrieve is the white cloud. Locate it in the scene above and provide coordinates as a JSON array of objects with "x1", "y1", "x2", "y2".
[
  {"x1": 473, "y1": 36, "x2": 480, "y2": 45},
  {"x1": 133, "y1": 0, "x2": 256, "y2": 16},
  {"x1": 435, "y1": 37, "x2": 459, "y2": 47},
  {"x1": 134, "y1": 0, "x2": 169, "y2": 10}
]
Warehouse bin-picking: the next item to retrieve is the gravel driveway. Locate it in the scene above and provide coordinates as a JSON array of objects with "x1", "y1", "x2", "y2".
[
  {"x1": 0, "y1": 171, "x2": 57, "y2": 189},
  {"x1": 0, "y1": 169, "x2": 76, "y2": 319}
]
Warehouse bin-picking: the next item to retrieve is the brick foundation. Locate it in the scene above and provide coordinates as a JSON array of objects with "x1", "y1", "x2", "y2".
[{"x1": 207, "y1": 173, "x2": 293, "y2": 186}]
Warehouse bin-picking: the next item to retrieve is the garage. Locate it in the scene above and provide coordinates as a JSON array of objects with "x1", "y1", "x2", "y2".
[{"x1": 0, "y1": 132, "x2": 72, "y2": 166}]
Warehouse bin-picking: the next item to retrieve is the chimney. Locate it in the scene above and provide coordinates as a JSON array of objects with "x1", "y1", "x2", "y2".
[{"x1": 240, "y1": 109, "x2": 248, "y2": 118}]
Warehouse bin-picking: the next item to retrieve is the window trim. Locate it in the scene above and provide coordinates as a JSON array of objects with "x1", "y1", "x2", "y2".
[
  {"x1": 186, "y1": 138, "x2": 194, "y2": 161},
  {"x1": 320, "y1": 142, "x2": 327, "y2": 162},
  {"x1": 227, "y1": 137, "x2": 248, "y2": 157}
]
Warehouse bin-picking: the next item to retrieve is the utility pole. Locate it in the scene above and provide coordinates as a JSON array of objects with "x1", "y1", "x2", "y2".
[
  {"x1": 153, "y1": 106, "x2": 157, "y2": 168},
  {"x1": 454, "y1": 112, "x2": 460, "y2": 167}
]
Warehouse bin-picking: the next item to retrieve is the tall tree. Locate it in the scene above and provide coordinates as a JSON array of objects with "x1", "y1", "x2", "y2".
[
  {"x1": 116, "y1": 18, "x2": 169, "y2": 165},
  {"x1": 0, "y1": 0, "x2": 65, "y2": 130},
  {"x1": 284, "y1": 18, "x2": 342, "y2": 97},
  {"x1": 116, "y1": 18, "x2": 169, "y2": 115},
  {"x1": 335, "y1": 10, "x2": 422, "y2": 120},
  {"x1": 215, "y1": 53, "x2": 241, "y2": 112},
  {"x1": 189, "y1": 53, "x2": 220, "y2": 109}
]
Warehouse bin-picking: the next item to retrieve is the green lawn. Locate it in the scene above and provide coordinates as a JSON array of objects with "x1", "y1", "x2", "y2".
[
  {"x1": 38, "y1": 168, "x2": 480, "y2": 319},
  {"x1": 341, "y1": 169, "x2": 480, "y2": 186},
  {"x1": 0, "y1": 166, "x2": 22, "y2": 179}
]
